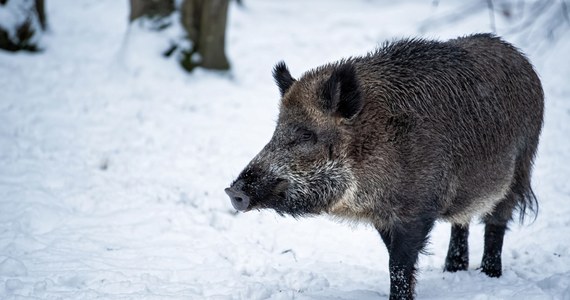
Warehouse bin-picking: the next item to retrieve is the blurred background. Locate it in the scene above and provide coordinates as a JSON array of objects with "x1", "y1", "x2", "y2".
[{"x1": 1, "y1": 0, "x2": 569, "y2": 299}]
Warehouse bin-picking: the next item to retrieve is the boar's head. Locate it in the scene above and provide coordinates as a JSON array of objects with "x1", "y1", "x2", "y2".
[{"x1": 225, "y1": 61, "x2": 363, "y2": 217}]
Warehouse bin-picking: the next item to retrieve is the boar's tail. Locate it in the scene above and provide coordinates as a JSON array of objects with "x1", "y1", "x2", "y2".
[
  {"x1": 512, "y1": 145, "x2": 540, "y2": 224},
  {"x1": 515, "y1": 185, "x2": 539, "y2": 224}
]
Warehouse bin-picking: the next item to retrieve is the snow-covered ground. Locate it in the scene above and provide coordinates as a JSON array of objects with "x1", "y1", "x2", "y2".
[{"x1": 1, "y1": 0, "x2": 569, "y2": 299}]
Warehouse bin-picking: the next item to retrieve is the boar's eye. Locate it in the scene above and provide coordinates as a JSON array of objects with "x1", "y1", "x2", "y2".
[{"x1": 296, "y1": 128, "x2": 316, "y2": 144}]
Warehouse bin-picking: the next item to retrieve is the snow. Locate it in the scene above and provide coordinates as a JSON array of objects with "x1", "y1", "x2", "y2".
[
  {"x1": 0, "y1": 258, "x2": 27, "y2": 277},
  {"x1": 0, "y1": 0, "x2": 569, "y2": 299}
]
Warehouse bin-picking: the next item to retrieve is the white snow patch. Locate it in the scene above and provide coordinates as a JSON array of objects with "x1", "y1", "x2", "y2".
[{"x1": 0, "y1": 258, "x2": 27, "y2": 277}]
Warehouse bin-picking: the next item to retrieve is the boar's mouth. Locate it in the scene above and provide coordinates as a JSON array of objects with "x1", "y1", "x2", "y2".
[{"x1": 255, "y1": 178, "x2": 291, "y2": 213}]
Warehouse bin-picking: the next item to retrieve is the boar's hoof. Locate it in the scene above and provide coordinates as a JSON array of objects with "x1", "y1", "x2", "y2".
[{"x1": 225, "y1": 187, "x2": 250, "y2": 211}]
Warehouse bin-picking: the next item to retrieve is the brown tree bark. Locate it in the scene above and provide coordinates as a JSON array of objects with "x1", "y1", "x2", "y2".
[
  {"x1": 129, "y1": 0, "x2": 174, "y2": 23},
  {"x1": 179, "y1": 0, "x2": 230, "y2": 71}
]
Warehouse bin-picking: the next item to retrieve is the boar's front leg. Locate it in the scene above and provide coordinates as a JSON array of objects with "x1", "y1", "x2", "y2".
[
  {"x1": 376, "y1": 227, "x2": 392, "y2": 255},
  {"x1": 378, "y1": 217, "x2": 435, "y2": 300}
]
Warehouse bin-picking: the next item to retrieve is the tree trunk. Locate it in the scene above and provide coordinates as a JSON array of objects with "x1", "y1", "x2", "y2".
[
  {"x1": 197, "y1": 0, "x2": 230, "y2": 70},
  {"x1": 129, "y1": 0, "x2": 174, "y2": 24},
  {"x1": 179, "y1": 0, "x2": 230, "y2": 71},
  {"x1": 127, "y1": 0, "x2": 230, "y2": 72}
]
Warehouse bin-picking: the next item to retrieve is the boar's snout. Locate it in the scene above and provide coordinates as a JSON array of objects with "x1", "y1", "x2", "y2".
[
  {"x1": 226, "y1": 163, "x2": 292, "y2": 213},
  {"x1": 225, "y1": 180, "x2": 251, "y2": 211}
]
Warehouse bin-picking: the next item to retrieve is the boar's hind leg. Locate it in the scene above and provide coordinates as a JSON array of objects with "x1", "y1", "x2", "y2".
[
  {"x1": 444, "y1": 223, "x2": 470, "y2": 272},
  {"x1": 480, "y1": 193, "x2": 517, "y2": 278},
  {"x1": 381, "y1": 217, "x2": 435, "y2": 300},
  {"x1": 480, "y1": 142, "x2": 539, "y2": 278}
]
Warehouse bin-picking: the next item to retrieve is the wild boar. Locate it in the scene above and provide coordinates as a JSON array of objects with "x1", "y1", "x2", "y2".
[{"x1": 225, "y1": 33, "x2": 544, "y2": 299}]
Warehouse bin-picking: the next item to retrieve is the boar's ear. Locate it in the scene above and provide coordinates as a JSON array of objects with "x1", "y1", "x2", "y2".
[
  {"x1": 273, "y1": 61, "x2": 296, "y2": 97},
  {"x1": 321, "y1": 63, "x2": 362, "y2": 119}
]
